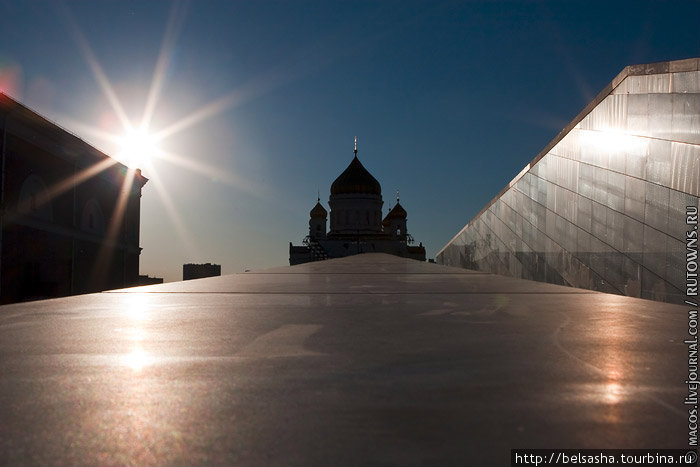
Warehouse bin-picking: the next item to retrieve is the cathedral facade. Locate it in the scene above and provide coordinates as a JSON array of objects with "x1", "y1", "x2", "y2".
[{"x1": 289, "y1": 142, "x2": 425, "y2": 265}]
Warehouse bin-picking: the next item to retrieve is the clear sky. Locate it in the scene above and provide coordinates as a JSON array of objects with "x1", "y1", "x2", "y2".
[{"x1": 0, "y1": 1, "x2": 698, "y2": 282}]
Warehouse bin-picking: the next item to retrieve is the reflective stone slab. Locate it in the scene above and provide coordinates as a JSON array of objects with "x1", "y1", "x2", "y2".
[{"x1": 0, "y1": 253, "x2": 690, "y2": 465}]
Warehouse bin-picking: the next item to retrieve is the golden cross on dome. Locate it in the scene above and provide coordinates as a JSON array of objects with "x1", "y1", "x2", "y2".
[{"x1": 354, "y1": 136, "x2": 357, "y2": 157}]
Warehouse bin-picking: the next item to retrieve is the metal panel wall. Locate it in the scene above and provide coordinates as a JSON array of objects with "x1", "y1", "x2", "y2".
[{"x1": 437, "y1": 60, "x2": 700, "y2": 304}]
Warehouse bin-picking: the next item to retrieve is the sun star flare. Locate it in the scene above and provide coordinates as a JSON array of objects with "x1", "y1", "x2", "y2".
[{"x1": 118, "y1": 127, "x2": 159, "y2": 169}]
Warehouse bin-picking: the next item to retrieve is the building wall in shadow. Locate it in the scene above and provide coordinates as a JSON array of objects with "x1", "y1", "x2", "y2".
[{"x1": 0, "y1": 93, "x2": 147, "y2": 303}]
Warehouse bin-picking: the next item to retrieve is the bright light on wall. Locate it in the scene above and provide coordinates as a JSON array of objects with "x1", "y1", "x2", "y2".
[{"x1": 578, "y1": 128, "x2": 648, "y2": 155}]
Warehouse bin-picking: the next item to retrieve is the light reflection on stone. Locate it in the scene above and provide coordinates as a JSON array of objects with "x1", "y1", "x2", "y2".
[
  {"x1": 120, "y1": 293, "x2": 154, "y2": 370},
  {"x1": 125, "y1": 293, "x2": 152, "y2": 321},
  {"x1": 598, "y1": 315, "x2": 626, "y2": 408},
  {"x1": 127, "y1": 328, "x2": 147, "y2": 341},
  {"x1": 122, "y1": 347, "x2": 153, "y2": 372},
  {"x1": 602, "y1": 382, "x2": 623, "y2": 405}
]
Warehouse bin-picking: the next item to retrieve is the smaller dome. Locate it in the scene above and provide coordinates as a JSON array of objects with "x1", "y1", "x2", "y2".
[
  {"x1": 310, "y1": 201, "x2": 327, "y2": 219},
  {"x1": 385, "y1": 202, "x2": 407, "y2": 219}
]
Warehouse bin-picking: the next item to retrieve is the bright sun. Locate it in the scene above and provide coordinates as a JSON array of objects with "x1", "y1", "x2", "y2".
[{"x1": 118, "y1": 127, "x2": 159, "y2": 168}]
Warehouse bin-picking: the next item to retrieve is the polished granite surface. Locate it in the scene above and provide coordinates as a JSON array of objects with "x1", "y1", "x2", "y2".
[{"x1": 0, "y1": 253, "x2": 690, "y2": 465}]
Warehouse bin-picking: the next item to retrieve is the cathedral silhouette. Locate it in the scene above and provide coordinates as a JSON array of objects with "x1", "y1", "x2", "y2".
[{"x1": 290, "y1": 139, "x2": 425, "y2": 265}]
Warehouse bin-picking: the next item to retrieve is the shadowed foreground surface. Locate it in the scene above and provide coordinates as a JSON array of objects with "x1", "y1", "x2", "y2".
[{"x1": 0, "y1": 253, "x2": 690, "y2": 465}]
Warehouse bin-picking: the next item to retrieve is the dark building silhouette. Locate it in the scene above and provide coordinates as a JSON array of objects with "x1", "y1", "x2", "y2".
[
  {"x1": 183, "y1": 263, "x2": 221, "y2": 280},
  {"x1": 0, "y1": 93, "x2": 148, "y2": 303},
  {"x1": 290, "y1": 140, "x2": 426, "y2": 264},
  {"x1": 137, "y1": 274, "x2": 164, "y2": 286}
]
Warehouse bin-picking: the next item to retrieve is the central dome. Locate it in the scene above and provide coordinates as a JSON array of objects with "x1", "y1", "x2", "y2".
[{"x1": 330, "y1": 156, "x2": 382, "y2": 196}]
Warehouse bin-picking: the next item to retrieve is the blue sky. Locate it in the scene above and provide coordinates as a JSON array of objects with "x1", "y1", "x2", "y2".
[{"x1": 0, "y1": 1, "x2": 698, "y2": 282}]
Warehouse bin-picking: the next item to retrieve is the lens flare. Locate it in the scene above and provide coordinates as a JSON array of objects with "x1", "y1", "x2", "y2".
[{"x1": 118, "y1": 127, "x2": 159, "y2": 168}]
